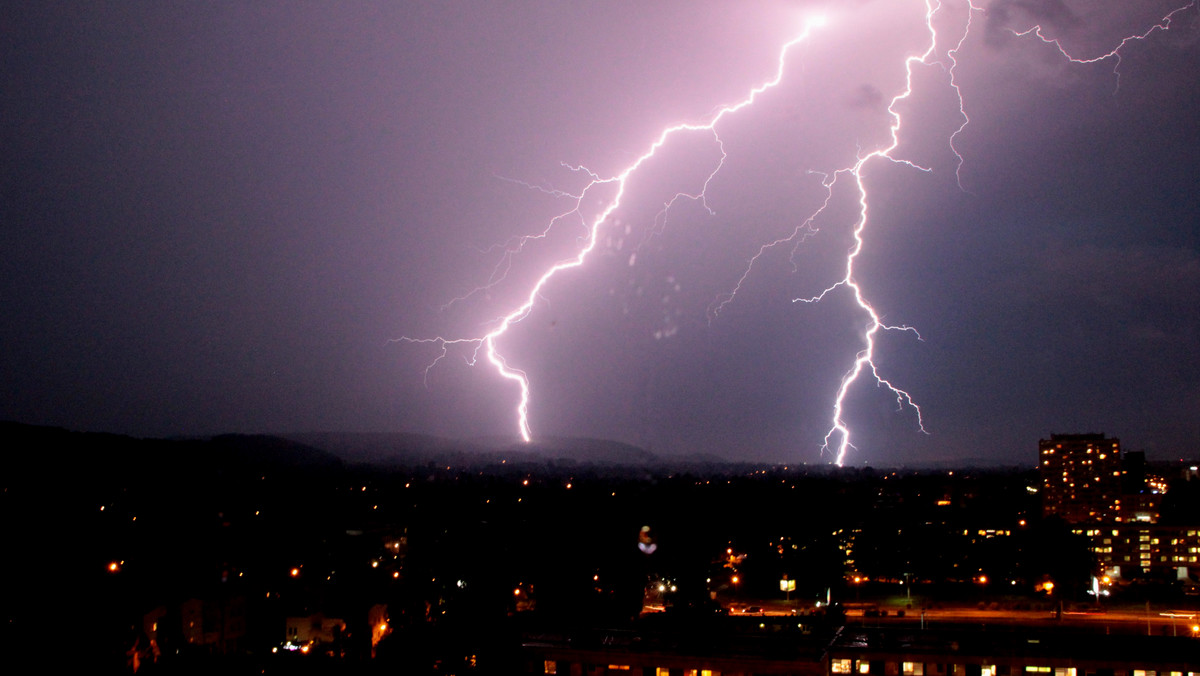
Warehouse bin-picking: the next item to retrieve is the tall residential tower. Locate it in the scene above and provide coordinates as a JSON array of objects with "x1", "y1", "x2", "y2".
[{"x1": 1039, "y1": 433, "x2": 1122, "y2": 523}]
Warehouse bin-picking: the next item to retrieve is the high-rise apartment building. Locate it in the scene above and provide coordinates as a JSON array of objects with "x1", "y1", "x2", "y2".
[{"x1": 1039, "y1": 432, "x2": 1122, "y2": 523}]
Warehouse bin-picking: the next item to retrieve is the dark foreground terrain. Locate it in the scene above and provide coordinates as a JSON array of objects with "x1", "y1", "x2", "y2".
[{"x1": 4, "y1": 422, "x2": 1198, "y2": 673}]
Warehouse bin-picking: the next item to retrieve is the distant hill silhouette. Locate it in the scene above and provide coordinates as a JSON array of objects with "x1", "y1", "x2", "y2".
[
  {"x1": 282, "y1": 431, "x2": 658, "y2": 468},
  {"x1": 0, "y1": 421, "x2": 343, "y2": 479},
  {"x1": 3, "y1": 420, "x2": 1036, "y2": 472}
]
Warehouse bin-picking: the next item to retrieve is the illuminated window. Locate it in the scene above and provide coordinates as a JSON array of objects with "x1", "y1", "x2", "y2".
[
  {"x1": 543, "y1": 660, "x2": 557, "y2": 674},
  {"x1": 1053, "y1": 669, "x2": 1076, "y2": 676},
  {"x1": 903, "y1": 662, "x2": 925, "y2": 676},
  {"x1": 833, "y1": 659, "x2": 853, "y2": 674},
  {"x1": 607, "y1": 666, "x2": 630, "y2": 672},
  {"x1": 1026, "y1": 669, "x2": 1052, "y2": 674},
  {"x1": 700, "y1": 671, "x2": 719, "y2": 676},
  {"x1": 860, "y1": 662, "x2": 871, "y2": 674},
  {"x1": 656, "y1": 670, "x2": 669, "y2": 676},
  {"x1": 982, "y1": 667, "x2": 995, "y2": 676}
]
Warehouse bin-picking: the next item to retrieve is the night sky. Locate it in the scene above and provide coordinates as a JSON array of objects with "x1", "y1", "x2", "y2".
[{"x1": 3, "y1": 1, "x2": 1198, "y2": 465}]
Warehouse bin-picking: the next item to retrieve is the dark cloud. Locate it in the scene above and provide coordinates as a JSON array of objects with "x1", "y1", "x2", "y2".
[{"x1": 846, "y1": 84, "x2": 885, "y2": 111}]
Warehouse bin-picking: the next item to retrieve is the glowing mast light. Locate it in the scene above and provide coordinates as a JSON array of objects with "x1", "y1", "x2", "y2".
[{"x1": 398, "y1": 1, "x2": 1197, "y2": 465}]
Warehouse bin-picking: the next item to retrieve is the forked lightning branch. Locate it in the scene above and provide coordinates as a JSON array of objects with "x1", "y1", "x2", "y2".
[{"x1": 396, "y1": 1, "x2": 1196, "y2": 466}]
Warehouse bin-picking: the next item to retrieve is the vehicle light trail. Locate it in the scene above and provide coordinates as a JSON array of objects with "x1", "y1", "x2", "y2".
[{"x1": 398, "y1": 1, "x2": 1196, "y2": 465}]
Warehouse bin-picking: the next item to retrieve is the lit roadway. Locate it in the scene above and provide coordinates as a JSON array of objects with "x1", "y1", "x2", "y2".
[{"x1": 720, "y1": 601, "x2": 1200, "y2": 637}]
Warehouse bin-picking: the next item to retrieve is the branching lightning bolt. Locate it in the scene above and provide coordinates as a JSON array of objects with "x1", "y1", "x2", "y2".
[
  {"x1": 396, "y1": 17, "x2": 829, "y2": 442},
  {"x1": 398, "y1": 0, "x2": 1196, "y2": 465},
  {"x1": 799, "y1": 0, "x2": 1195, "y2": 465},
  {"x1": 1013, "y1": 1, "x2": 1197, "y2": 93},
  {"x1": 790, "y1": 0, "x2": 952, "y2": 467}
]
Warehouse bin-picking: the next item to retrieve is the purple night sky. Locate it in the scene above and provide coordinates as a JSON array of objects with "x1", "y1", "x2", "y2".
[{"x1": 3, "y1": 1, "x2": 1198, "y2": 465}]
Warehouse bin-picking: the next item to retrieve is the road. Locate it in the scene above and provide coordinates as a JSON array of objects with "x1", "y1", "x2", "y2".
[{"x1": 720, "y1": 600, "x2": 1200, "y2": 636}]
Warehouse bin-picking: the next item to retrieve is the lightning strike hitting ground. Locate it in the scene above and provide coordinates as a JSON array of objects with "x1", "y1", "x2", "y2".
[
  {"x1": 805, "y1": 0, "x2": 1195, "y2": 465},
  {"x1": 399, "y1": 1, "x2": 1196, "y2": 465},
  {"x1": 792, "y1": 0, "x2": 948, "y2": 466},
  {"x1": 396, "y1": 16, "x2": 828, "y2": 444}
]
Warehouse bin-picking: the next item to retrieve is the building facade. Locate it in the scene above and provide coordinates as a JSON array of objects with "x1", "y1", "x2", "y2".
[
  {"x1": 1039, "y1": 434, "x2": 1122, "y2": 523},
  {"x1": 1072, "y1": 524, "x2": 1200, "y2": 582}
]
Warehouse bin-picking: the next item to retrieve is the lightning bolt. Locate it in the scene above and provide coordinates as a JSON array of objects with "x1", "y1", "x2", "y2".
[
  {"x1": 804, "y1": 0, "x2": 1195, "y2": 465},
  {"x1": 1013, "y1": 1, "x2": 1197, "y2": 93},
  {"x1": 796, "y1": 0, "x2": 955, "y2": 465},
  {"x1": 396, "y1": 16, "x2": 829, "y2": 443},
  {"x1": 399, "y1": 0, "x2": 1196, "y2": 465}
]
